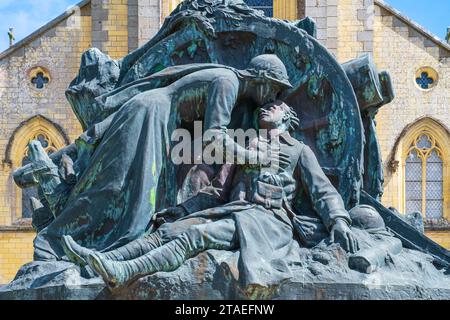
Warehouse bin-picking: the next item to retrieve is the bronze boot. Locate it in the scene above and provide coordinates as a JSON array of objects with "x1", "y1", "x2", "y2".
[
  {"x1": 61, "y1": 235, "x2": 96, "y2": 266},
  {"x1": 88, "y1": 233, "x2": 200, "y2": 291}
]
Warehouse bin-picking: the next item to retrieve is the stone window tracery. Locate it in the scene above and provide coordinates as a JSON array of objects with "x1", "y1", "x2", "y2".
[
  {"x1": 415, "y1": 67, "x2": 438, "y2": 91},
  {"x1": 405, "y1": 133, "x2": 444, "y2": 221},
  {"x1": 416, "y1": 72, "x2": 434, "y2": 90},
  {"x1": 29, "y1": 67, "x2": 51, "y2": 90},
  {"x1": 31, "y1": 72, "x2": 50, "y2": 89}
]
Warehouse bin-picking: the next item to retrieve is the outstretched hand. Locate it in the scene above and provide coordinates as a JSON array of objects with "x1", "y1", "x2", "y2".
[
  {"x1": 153, "y1": 206, "x2": 187, "y2": 227},
  {"x1": 329, "y1": 219, "x2": 359, "y2": 254}
]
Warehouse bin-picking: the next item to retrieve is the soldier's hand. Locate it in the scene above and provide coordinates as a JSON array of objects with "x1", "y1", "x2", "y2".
[
  {"x1": 330, "y1": 219, "x2": 360, "y2": 254},
  {"x1": 153, "y1": 206, "x2": 187, "y2": 227}
]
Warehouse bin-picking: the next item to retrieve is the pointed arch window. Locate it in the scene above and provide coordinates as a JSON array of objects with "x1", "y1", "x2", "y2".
[{"x1": 405, "y1": 133, "x2": 444, "y2": 220}]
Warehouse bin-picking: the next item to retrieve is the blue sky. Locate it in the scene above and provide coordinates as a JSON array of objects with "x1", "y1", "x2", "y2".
[
  {"x1": 0, "y1": 0, "x2": 448, "y2": 53},
  {"x1": 0, "y1": 0, "x2": 79, "y2": 52},
  {"x1": 385, "y1": 0, "x2": 448, "y2": 40}
]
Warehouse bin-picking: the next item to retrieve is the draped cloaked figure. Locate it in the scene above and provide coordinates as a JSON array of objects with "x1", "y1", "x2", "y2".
[
  {"x1": 34, "y1": 66, "x2": 245, "y2": 260},
  {"x1": 34, "y1": 56, "x2": 291, "y2": 261}
]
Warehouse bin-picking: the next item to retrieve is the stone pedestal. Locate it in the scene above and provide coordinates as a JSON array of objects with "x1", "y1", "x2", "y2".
[{"x1": 2, "y1": 246, "x2": 450, "y2": 300}]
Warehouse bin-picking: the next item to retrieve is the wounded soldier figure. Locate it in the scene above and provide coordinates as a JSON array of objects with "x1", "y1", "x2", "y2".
[{"x1": 62, "y1": 101, "x2": 359, "y2": 293}]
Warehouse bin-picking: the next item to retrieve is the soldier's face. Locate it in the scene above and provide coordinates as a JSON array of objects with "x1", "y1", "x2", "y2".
[{"x1": 258, "y1": 102, "x2": 286, "y2": 129}]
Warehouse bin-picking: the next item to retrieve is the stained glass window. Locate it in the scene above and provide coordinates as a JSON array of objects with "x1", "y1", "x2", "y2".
[
  {"x1": 415, "y1": 67, "x2": 438, "y2": 91},
  {"x1": 244, "y1": 0, "x2": 273, "y2": 17},
  {"x1": 415, "y1": 72, "x2": 434, "y2": 90},
  {"x1": 405, "y1": 149, "x2": 422, "y2": 214},
  {"x1": 426, "y1": 150, "x2": 443, "y2": 219},
  {"x1": 31, "y1": 72, "x2": 50, "y2": 89},
  {"x1": 29, "y1": 67, "x2": 51, "y2": 90},
  {"x1": 21, "y1": 133, "x2": 57, "y2": 219},
  {"x1": 404, "y1": 133, "x2": 443, "y2": 220}
]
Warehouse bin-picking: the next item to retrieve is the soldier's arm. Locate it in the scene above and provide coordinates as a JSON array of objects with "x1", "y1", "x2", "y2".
[
  {"x1": 203, "y1": 74, "x2": 260, "y2": 165},
  {"x1": 297, "y1": 145, "x2": 352, "y2": 230}
]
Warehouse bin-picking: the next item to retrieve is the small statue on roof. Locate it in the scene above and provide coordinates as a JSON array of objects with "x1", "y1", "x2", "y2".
[{"x1": 8, "y1": 27, "x2": 15, "y2": 46}]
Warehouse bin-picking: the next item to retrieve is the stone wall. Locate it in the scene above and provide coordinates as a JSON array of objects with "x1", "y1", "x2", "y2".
[
  {"x1": 337, "y1": 0, "x2": 373, "y2": 63},
  {"x1": 304, "y1": 0, "x2": 338, "y2": 56},
  {"x1": 274, "y1": 0, "x2": 298, "y2": 20},
  {"x1": 0, "y1": 231, "x2": 35, "y2": 284},
  {"x1": 91, "y1": 0, "x2": 129, "y2": 59},
  {"x1": 426, "y1": 231, "x2": 450, "y2": 249},
  {"x1": 128, "y1": 0, "x2": 161, "y2": 51},
  {"x1": 373, "y1": 5, "x2": 450, "y2": 246}
]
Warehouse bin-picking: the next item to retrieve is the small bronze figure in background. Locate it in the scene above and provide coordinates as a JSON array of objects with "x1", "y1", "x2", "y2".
[{"x1": 8, "y1": 27, "x2": 15, "y2": 47}]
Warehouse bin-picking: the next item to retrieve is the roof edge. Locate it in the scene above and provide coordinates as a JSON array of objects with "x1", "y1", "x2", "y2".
[
  {"x1": 0, "y1": 0, "x2": 91, "y2": 60},
  {"x1": 375, "y1": 0, "x2": 450, "y2": 52},
  {"x1": 1, "y1": 0, "x2": 448, "y2": 60}
]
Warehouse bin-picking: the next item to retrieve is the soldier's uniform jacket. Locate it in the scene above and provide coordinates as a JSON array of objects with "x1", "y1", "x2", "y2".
[
  {"x1": 172, "y1": 130, "x2": 352, "y2": 288},
  {"x1": 180, "y1": 131, "x2": 352, "y2": 247}
]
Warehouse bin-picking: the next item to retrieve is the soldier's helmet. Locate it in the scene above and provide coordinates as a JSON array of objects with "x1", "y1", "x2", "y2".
[
  {"x1": 349, "y1": 205, "x2": 386, "y2": 232},
  {"x1": 241, "y1": 54, "x2": 293, "y2": 88}
]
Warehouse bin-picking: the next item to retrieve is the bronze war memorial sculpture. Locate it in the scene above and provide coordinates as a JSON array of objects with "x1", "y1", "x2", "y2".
[{"x1": 1, "y1": 0, "x2": 450, "y2": 300}]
